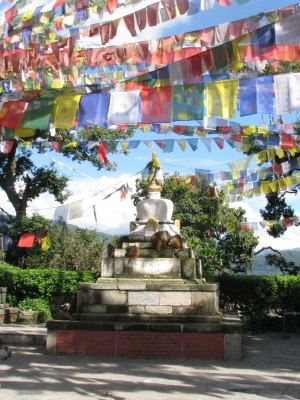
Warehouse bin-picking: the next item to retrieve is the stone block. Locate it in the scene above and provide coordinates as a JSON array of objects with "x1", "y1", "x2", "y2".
[
  {"x1": 191, "y1": 291, "x2": 218, "y2": 314},
  {"x1": 128, "y1": 306, "x2": 145, "y2": 314},
  {"x1": 101, "y1": 258, "x2": 114, "y2": 277},
  {"x1": 145, "y1": 306, "x2": 172, "y2": 315},
  {"x1": 181, "y1": 259, "x2": 196, "y2": 280},
  {"x1": 114, "y1": 259, "x2": 124, "y2": 275},
  {"x1": 101, "y1": 291, "x2": 127, "y2": 305},
  {"x1": 159, "y1": 292, "x2": 191, "y2": 306},
  {"x1": 120, "y1": 258, "x2": 181, "y2": 279},
  {"x1": 80, "y1": 304, "x2": 107, "y2": 313},
  {"x1": 128, "y1": 291, "x2": 159, "y2": 306},
  {"x1": 78, "y1": 289, "x2": 102, "y2": 307},
  {"x1": 118, "y1": 282, "x2": 147, "y2": 291}
]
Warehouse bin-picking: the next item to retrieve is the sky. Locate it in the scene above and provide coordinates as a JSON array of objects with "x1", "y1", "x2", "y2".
[{"x1": 1, "y1": 0, "x2": 300, "y2": 251}]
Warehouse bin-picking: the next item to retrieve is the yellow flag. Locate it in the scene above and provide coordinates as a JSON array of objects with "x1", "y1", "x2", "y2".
[
  {"x1": 176, "y1": 139, "x2": 187, "y2": 151},
  {"x1": 243, "y1": 125, "x2": 256, "y2": 135},
  {"x1": 205, "y1": 79, "x2": 238, "y2": 118},
  {"x1": 15, "y1": 128, "x2": 35, "y2": 138},
  {"x1": 41, "y1": 231, "x2": 51, "y2": 251},
  {"x1": 54, "y1": 95, "x2": 81, "y2": 129},
  {"x1": 120, "y1": 141, "x2": 129, "y2": 153}
]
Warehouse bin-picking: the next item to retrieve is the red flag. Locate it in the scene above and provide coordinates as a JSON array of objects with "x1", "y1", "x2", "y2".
[
  {"x1": 141, "y1": 87, "x2": 172, "y2": 123},
  {"x1": 0, "y1": 101, "x2": 28, "y2": 129},
  {"x1": 218, "y1": 0, "x2": 232, "y2": 6},
  {"x1": 98, "y1": 142, "x2": 110, "y2": 165},
  {"x1": 17, "y1": 233, "x2": 35, "y2": 248},
  {"x1": 0, "y1": 141, "x2": 14, "y2": 154}
]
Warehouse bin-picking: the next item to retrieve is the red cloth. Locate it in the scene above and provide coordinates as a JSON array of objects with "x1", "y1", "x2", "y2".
[
  {"x1": 0, "y1": 101, "x2": 28, "y2": 129},
  {"x1": 17, "y1": 233, "x2": 35, "y2": 248},
  {"x1": 135, "y1": 8, "x2": 147, "y2": 31},
  {"x1": 147, "y1": 3, "x2": 159, "y2": 27},
  {"x1": 218, "y1": 0, "x2": 232, "y2": 6},
  {"x1": 141, "y1": 87, "x2": 172, "y2": 124},
  {"x1": 98, "y1": 142, "x2": 110, "y2": 165}
]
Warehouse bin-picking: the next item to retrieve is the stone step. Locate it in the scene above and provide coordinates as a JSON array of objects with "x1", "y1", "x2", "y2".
[
  {"x1": 0, "y1": 323, "x2": 46, "y2": 345},
  {"x1": 114, "y1": 247, "x2": 193, "y2": 258},
  {"x1": 121, "y1": 242, "x2": 189, "y2": 250},
  {"x1": 71, "y1": 313, "x2": 222, "y2": 324}
]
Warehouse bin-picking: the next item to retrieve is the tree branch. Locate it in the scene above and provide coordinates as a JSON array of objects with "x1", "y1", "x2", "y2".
[{"x1": 254, "y1": 246, "x2": 283, "y2": 256}]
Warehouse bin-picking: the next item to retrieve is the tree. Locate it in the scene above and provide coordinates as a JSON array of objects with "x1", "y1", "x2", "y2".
[
  {"x1": 0, "y1": 126, "x2": 133, "y2": 219},
  {"x1": 133, "y1": 176, "x2": 259, "y2": 278},
  {"x1": 255, "y1": 247, "x2": 300, "y2": 275}
]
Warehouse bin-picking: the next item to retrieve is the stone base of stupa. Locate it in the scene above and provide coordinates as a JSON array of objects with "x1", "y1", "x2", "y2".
[{"x1": 46, "y1": 241, "x2": 242, "y2": 360}]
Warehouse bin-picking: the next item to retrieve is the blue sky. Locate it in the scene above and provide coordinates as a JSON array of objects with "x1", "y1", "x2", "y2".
[{"x1": 1, "y1": 0, "x2": 300, "y2": 249}]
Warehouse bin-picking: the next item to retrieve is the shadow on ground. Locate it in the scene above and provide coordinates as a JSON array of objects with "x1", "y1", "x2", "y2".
[{"x1": 0, "y1": 333, "x2": 299, "y2": 400}]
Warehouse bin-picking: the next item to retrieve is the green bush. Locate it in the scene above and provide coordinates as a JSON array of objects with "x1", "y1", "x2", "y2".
[
  {"x1": 218, "y1": 274, "x2": 300, "y2": 330},
  {"x1": 5, "y1": 215, "x2": 105, "y2": 272},
  {"x1": 0, "y1": 262, "x2": 95, "y2": 321},
  {"x1": 17, "y1": 298, "x2": 52, "y2": 323}
]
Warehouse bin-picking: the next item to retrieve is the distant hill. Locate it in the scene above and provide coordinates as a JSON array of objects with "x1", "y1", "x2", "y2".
[{"x1": 250, "y1": 247, "x2": 300, "y2": 276}]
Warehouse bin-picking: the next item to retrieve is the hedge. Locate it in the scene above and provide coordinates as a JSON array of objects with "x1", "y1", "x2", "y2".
[
  {"x1": 218, "y1": 275, "x2": 300, "y2": 330},
  {"x1": 0, "y1": 262, "x2": 95, "y2": 311}
]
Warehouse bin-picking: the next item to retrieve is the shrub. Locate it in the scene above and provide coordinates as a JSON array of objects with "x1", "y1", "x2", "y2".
[
  {"x1": 17, "y1": 298, "x2": 52, "y2": 323},
  {"x1": 218, "y1": 274, "x2": 300, "y2": 331},
  {"x1": 0, "y1": 263, "x2": 95, "y2": 321}
]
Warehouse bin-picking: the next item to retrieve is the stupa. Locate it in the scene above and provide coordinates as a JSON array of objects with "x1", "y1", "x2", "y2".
[{"x1": 46, "y1": 153, "x2": 241, "y2": 360}]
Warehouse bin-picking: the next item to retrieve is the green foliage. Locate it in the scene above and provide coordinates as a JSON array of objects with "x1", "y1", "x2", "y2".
[
  {"x1": 0, "y1": 263, "x2": 95, "y2": 321},
  {"x1": 260, "y1": 193, "x2": 295, "y2": 237},
  {"x1": 218, "y1": 274, "x2": 300, "y2": 330},
  {"x1": 133, "y1": 176, "x2": 258, "y2": 277},
  {"x1": 17, "y1": 298, "x2": 51, "y2": 323},
  {"x1": 0, "y1": 126, "x2": 134, "y2": 218},
  {"x1": 265, "y1": 253, "x2": 300, "y2": 275},
  {"x1": 5, "y1": 215, "x2": 104, "y2": 272}
]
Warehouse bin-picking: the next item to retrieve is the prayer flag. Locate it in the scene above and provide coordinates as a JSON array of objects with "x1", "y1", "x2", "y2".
[
  {"x1": 0, "y1": 101, "x2": 28, "y2": 129},
  {"x1": 53, "y1": 95, "x2": 81, "y2": 129},
  {"x1": 17, "y1": 232, "x2": 35, "y2": 248},
  {"x1": 98, "y1": 142, "x2": 110, "y2": 165},
  {"x1": 289, "y1": 73, "x2": 300, "y2": 111},
  {"x1": 205, "y1": 80, "x2": 238, "y2": 118},
  {"x1": 141, "y1": 87, "x2": 172, "y2": 123},
  {"x1": 20, "y1": 99, "x2": 53, "y2": 129},
  {"x1": 172, "y1": 84, "x2": 204, "y2": 121},
  {"x1": 274, "y1": 75, "x2": 290, "y2": 114},
  {"x1": 107, "y1": 91, "x2": 140, "y2": 125},
  {"x1": 0, "y1": 141, "x2": 14, "y2": 154},
  {"x1": 41, "y1": 231, "x2": 51, "y2": 251},
  {"x1": 78, "y1": 93, "x2": 110, "y2": 127}
]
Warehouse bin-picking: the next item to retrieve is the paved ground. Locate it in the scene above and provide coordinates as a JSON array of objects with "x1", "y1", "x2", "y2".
[{"x1": 0, "y1": 328, "x2": 299, "y2": 400}]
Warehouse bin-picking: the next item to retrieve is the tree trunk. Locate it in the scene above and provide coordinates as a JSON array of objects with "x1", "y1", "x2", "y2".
[{"x1": 0, "y1": 141, "x2": 27, "y2": 219}]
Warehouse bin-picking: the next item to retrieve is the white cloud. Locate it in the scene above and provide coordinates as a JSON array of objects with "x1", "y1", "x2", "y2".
[{"x1": 231, "y1": 195, "x2": 300, "y2": 251}]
